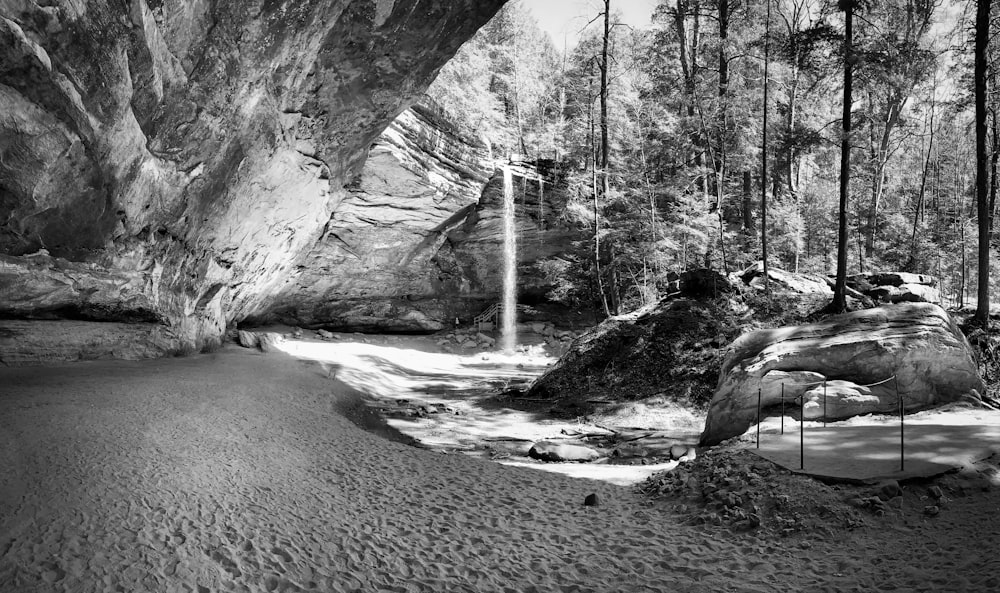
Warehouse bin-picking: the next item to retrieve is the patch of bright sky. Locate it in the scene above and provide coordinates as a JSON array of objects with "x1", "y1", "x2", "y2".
[{"x1": 524, "y1": 0, "x2": 660, "y2": 50}]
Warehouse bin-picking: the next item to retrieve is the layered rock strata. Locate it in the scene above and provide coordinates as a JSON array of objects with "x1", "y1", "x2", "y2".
[
  {"x1": 699, "y1": 303, "x2": 985, "y2": 446},
  {"x1": 0, "y1": 0, "x2": 504, "y2": 361}
]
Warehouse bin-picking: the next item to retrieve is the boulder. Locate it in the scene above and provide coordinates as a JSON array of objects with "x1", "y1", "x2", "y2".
[
  {"x1": 528, "y1": 441, "x2": 601, "y2": 462},
  {"x1": 850, "y1": 273, "x2": 939, "y2": 304},
  {"x1": 700, "y1": 303, "x2": 984, "y2": 446},
  {"x1": 891, "y1": 283, "x2": 939, "y2": 303},
  {"x1": 760, "y1": 370, "x2": 826, "y2": 405},
  {"x1": 737, "y1": 263, "x2": 871, "y2": 313},
  {"x1": 237, "y1": 331, "x2": 260, "y2": 349},
  {"x1": 257, "y1": 333, "x2": 284, "y2": 353},
  {"x1": 800, "y1": 381, "x2": 882, "y2": 420},
  {"x1": 867, "y1": 273, "x2": 936, "y2": 287}
]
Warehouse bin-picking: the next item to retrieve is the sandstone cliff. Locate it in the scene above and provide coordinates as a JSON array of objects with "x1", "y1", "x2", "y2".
[{"x1": 0, "y1": 0, "x2": 504, "y2": 362}]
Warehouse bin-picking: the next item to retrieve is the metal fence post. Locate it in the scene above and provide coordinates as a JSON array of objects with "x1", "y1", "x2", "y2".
[
  {"x1": 799, "y1": 394, "x2": 805, "y2": 470},
  {"x1": 823, "y1": 380, "x2": 828, "y2": 427},
  {"x1": 895, "y1": 375, "x2": 904, "y2": 471},
  {"x1": 756, "y1": 387, "x2": 762, "y2": 449},
  {"x1": 780, "y1": 384, "x2": 785, "y2": 435}
]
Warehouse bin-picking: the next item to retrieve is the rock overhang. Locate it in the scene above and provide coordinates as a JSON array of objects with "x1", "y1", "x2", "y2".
[{"x1": 0, "y1": 0, "x2": 507, "y2": 361}]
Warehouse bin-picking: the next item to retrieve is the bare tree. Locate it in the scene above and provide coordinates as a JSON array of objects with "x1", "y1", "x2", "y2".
[
  {"x1": 832, "y1": 0, "x2": 855, "y2": 313},
  {"x1": 975, "y1": 0, "x2": 990, "y2": 325}
]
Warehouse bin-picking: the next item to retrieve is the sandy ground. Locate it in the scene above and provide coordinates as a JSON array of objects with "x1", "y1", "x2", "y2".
[
  {"x1": 275, "y1": 337, "x2": 692, "y2": 485},
  {"x1": 1, "y1": 345, "x2": 1000, "y2": 592}
]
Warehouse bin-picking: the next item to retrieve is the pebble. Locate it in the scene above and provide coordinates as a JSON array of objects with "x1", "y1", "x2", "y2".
[
  {"x1": 877, "y1": 480, "x2": 901, "y2": 501},
  {"x1": 923, "y1": 505, "x2": 940, "y2": 517},
  {"x1": 584, "y1": 493, "x2": 600, "y2": 506}
]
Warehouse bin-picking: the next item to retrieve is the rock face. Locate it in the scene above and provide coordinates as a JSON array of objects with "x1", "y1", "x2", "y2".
[
  {"x1": 0, "y1": 0, "x2": 503, "y2": 360},
  {"x1": 848, "y1": 272, "x2": 939, "y2": 304},
  {"x1": 738, "y1": 263, "x2": 871, "y2": 314},
  {"x1": 262, "y1": 154, "x2": 589, "y2": 331},
  {"x1": 442, "y1": 160, "x2": 589, "y2": 309},
  {"x1": 700, "y1": 303, "x2": 985, "y2": 446},
  {"x1": 262, "y1": 102, "x2": 492, "y2": 332},
  {"x1": 528, "y1": 441, "x2": 601, "y2": 463}
]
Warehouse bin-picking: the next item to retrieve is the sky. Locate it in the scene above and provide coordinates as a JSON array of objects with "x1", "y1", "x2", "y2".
[{"x1": 523, "y1": 0, "x2": 660, "y2": 49}]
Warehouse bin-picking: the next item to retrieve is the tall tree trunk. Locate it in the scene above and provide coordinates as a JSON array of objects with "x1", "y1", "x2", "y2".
[
  {"x1": 588, "y1": 67, "x2": 610, "y2": 317},
  {"x1": 761, "y1": 0, "x2": 771, "y2": 296},
  {"x1": 832, "y1": 0, "x2": 854, "y2": 313},
  {"x1": 975, "y1": 0, "x2": 990, "y2": 324},
  {"x1": 990, "y1": 107, "x2": 999, "y2": 232},
  {"x1": 908, "y1": 86, "x2": 936, "y2": 270},
  {"x1": 742, "y1": 170, "x2": 753, "y2": 235},
  {"x1": 786, "y1": 70, "x2": 799, "y2": 200},
  {"x1": 715, "y1": 0, "x2": 729, "y2": 199},
  {"x1": 600, "y1": 0, "x2": 611, "y2": 200},
  {"x1": 673, "y1": 0, "x2": 704, "y2": 181},
  {"x1": 864, "y1": 93, "x2": 905, "y2": 257}
]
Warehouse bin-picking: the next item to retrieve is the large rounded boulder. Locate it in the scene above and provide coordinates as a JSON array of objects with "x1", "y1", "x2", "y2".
[{"x1": 700, "y1": 303, "x2": 985, "y2": 446}]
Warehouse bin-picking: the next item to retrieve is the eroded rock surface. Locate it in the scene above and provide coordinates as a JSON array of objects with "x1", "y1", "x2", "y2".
[
  {"x1": 848, "y1": 272, "x2": 939, "y2": 304},
  {"x1": 263, "y1": 154, "x2": 589, "y2": 331},
  {"x1": 0, "y1": 0, "x2": 503, "y2": 360},
  {"x1": 700, "y1": 303, "x2": 985, "y2": 446},
  {"x1": 263, "y1": 103, "x2": 491, "y2": 332}
]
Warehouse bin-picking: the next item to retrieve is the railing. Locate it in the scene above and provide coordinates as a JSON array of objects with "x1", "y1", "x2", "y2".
[
  {"x1": 755, "y1": 375, "x2": 905, "y2": 471},
  {"x1": 473, "y1": 302, "x2": 503, "y2": 332}
]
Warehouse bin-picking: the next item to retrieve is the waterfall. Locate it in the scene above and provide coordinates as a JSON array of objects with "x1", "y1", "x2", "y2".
[{"x1": 501, "y1": 166, "x2": 517, "y2": 353}]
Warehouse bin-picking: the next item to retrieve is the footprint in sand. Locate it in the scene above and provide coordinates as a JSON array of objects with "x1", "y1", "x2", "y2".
[
  {"x1": 208, "y1": 548, "x2": 242, "y2": 578},
  {"x1": 272, "y1": 546, "x2": 294, "y2": 564},
  {"x1": 39, "y1": 560, "x2": 66, "y2": 583}
]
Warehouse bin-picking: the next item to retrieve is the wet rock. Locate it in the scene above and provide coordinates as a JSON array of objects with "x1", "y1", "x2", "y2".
[
  {"x1": 669, "y1": 445, "x2": 693, "y2": 461},
  {"x1": 528, "y1": 441, "x2": 600, "y2": 463}
]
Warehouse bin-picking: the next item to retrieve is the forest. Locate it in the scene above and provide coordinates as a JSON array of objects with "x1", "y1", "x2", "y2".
[{"x1": 426, "y1": 0, "x2": 998, "y2": 322}]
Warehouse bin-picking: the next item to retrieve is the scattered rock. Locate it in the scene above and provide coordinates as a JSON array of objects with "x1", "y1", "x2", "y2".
[
  {"x1": 640, "y1": 448, "x2": 866, "y2": 535},
  {"x1": 669, "y1": 445, "x2": 697, "y2": 461},
  {"x1": 257, "y1": 333, "x2": 284, "y2": 353},
  {"x1": 924, "y1": 505, "x2": 940, "y2": 517},
  {"x1": 528, "y1": 441, "x2": 600, "y2": 462},
  {"x1": 928, "y1": 485, "x2": 944, "y2": 499},
  {"x1": 317, "y1": 329, "x2": 334, "y2": 339},
  {"x1": 237, "y1": 330, "x2": 259, "y2": 349},
  {"x1": 877, "y1": 480, "x2": 902, "y2": 501},
  {"x1": 584, "y1": 493, "x2": 600, "y2": 506}
]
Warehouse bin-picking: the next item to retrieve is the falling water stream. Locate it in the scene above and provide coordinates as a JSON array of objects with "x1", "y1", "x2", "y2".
[{"x1": 501, "y1": 166, "x2": 517, "y2": 352}]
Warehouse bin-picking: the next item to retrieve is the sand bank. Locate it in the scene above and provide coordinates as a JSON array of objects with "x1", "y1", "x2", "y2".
[{"x1": 1, "y1": 346, "x2": 998, "y2": 592}]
